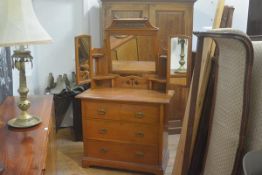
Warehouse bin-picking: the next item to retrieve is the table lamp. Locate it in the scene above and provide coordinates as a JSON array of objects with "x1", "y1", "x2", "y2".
[{"x1": 0, "y1": 0, "x2": 52, "y2": 128}]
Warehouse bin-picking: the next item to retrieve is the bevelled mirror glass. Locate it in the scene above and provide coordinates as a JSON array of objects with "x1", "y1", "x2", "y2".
[
  {"x1": 105, "y1": 18, "x2": 159, "y2": 75},
  {"x1": 110, "y1": 34, "x2": 156, "y2": 74},
  {"x1": 75, "y1": 35, "x2": 91, "y2": 85},
  {"x1": 170, "y1": 36, "x2": 189, "y2": 75}
]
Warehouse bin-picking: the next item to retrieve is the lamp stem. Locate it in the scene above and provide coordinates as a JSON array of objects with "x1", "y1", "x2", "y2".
[
  {"x1": 7, "y1": 49, "x2": 41, "y2": 128},
  {"x1": 16, "y1": 58, "x2": 30, "y2": 119},
  {"x1": 176, "y1": 38, "x2": 186, "y2": 73}
]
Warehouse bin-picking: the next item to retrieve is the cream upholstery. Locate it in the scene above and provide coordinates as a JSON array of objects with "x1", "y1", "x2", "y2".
[{"x1": 202, "y1": 29, "x2": 251, "y2": 175}]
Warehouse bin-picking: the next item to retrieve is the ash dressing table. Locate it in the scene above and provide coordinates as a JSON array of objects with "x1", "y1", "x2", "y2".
[{"x1": 77, "y1": 19, "x2": 174, "y2": 175}]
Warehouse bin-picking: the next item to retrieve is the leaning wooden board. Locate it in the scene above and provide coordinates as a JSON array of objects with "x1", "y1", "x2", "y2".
[{"x1": 172, "y1": 0, "x2": 225, "y2": 174}]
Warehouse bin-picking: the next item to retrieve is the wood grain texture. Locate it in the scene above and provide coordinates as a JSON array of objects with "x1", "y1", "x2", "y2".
[
  {"x1": 190, "y1": 0, "x2": 225, "y2": 160},
  {"x1": 77, "y1": 88, "x2": 173, "y2": 104},
  {"x1": 56, "y1": 128, "x2": 180, "y2": 175},
  {"x1": 83, "y1": 100, "x2": 160, "y2": 124},
  {"x1": 83, "y1": 119, "x2": 158, "y2": 145},
  {"x1": 79, "y1": 89, "x2": 172, "y2": 175},
  {"x1": 0, "y1": 96, "x2": 56, "y2": 175}
]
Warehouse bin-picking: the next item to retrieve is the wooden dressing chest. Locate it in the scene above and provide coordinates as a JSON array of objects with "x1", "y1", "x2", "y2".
[
  {"x1": 77, "y1": 88, "x2": 173, "y2": 175},
  {"x1": 77, "y1": 19, "x2": 174, "y2": 174}
]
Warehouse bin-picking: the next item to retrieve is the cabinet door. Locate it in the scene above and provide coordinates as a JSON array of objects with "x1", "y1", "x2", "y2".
[
  {"x1": 149, "y1": 3, "x2": 193, "y2": 50},
  {"x1": 102, "y1": 3, "x2": 149, "y2": 31},
  {"x1": 150, "y1": 3, "x2": 193, "y2": 133}
]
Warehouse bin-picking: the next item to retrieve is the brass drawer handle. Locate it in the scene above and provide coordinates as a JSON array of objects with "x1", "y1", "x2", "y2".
[
  {"x1": 135, "y1": 112, "x2": 144, "y2": 119},
  {"x1": 100, "y1": 148, "x2": 108, "y2": 154},
  {"x1": 97, "y1": 108, "x2": 106, "y2": 115},
  {"x1": 135, "y1": 132, "x2": 144, "y2": 138},
  {"x1": 135, "y1": 151, "x2": 145, "y2": 157},
  {"x1": 99, "y1": 128, "x2": 108, "y2": 134}
]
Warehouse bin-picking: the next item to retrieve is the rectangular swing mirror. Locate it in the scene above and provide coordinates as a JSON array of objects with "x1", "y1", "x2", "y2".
[
  {"x1": 75, "y1": 35, "x2": 91, "y2": 85},
  {"x1": 110, "y1": 34, "x2": 156, "y2": 74},
  {"x1": 105, "y1": 18, "x2": 159, "y2": 75}
]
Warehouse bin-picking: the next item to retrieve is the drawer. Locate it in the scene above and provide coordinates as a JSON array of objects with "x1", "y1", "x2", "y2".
[
  {"x1": 84, "y1": 139, "x2": 158, "y2": 165},
  {"x1": 83, "y1": 101, "x2": 121, "y2": 120},
  {"x1": 120, "y1": 103, "x2": 159, "y2": 124},
  {"x1": 83, "y1": 100, "x2": 159, "y2": 124},
  {"x1": 84, "y1": 119, "x2": 158, "y2": 145}
]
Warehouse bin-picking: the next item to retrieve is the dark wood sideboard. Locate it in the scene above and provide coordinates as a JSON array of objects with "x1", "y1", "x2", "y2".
[{"x1": 0, "y1": 96, "x2": 56, "y2": 175}]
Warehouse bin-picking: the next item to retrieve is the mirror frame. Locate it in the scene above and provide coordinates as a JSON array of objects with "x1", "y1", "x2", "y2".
[
  {"x1": 105, "y1": 18, "x2": 159, "y2": 75},
  {"x1": 168, "y1": 35, "x2": 192, "y2": 86},
  {"x1": 74, "y1": 35, "x2": 92, "y2": 85}
]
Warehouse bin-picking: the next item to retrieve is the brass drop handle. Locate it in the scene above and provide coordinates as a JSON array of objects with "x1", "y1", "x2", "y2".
[
  {"x1": 97, "y1": 108, "x2": 106, "y2": 115},
  {"x1": 135, "y1": 112, "x2": 144, "y2": 119},
  {"x1": 100, "y1": 148, "x2": 108, "y2": 154},
  {"x1": 135, "y1": 132, "x2": 144, "y2": 138},
  {"x1": 135, "y1": 151, "x2": 145, "y2": 157},
  {"x1": 134, "y1": 80, "x2": 139, "y2": 85},
  {"x1": 99, "y1": 128, "x2": 108, "y2": 134}
]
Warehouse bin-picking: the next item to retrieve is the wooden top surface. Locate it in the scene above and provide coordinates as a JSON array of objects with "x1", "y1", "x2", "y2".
[
  {"x1": 76, "y1": 88, "x2": 174, "y2": 104},
  {"x1": 0, "y1": 96, "x2": 53, "y2": 175}
]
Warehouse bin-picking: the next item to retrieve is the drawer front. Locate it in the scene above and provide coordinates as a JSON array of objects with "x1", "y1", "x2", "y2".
[
  {"x1": 120, "y1": 103, "x2": 159, "y2": 124},
  {"x1": 85, "y1": 139, "x2": 158, "y2": 165},
  {"x1": 84, "y1": 119, "x2": 158, "y2": 145},
  {"x1": 83, "y1": 101, "x2": 121, "y2": 120},
  {"x1": 83, "y1": 100, "x2": 159, "y2": 124}
]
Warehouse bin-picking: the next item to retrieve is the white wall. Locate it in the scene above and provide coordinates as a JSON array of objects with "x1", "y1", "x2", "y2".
[
  {"x1": 30, "y1": 0, "x2": 84, "y2": 94},
  {"x1": 192, "y1": 0, "x2": 250, "y2": 50},
  {"x1": 13, "y1": 0, "x2": 101, "y2": 95},
  {"x1": 86, "y1": 0, "x2": 102, "y2": 48}
]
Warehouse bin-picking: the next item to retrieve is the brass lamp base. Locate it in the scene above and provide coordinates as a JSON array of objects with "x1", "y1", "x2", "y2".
[
  {"x1": 175, "y1": 68, "x2": 187, "y2": 73},
  {"x1": 8, "y1": 116, "x2": 41, "y2": 128}
]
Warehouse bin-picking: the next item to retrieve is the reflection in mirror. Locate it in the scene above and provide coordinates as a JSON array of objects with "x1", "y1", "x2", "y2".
[
  {"x1": 170, "y1": 37, "x2": 189, "y2": 75},
  {"x1": 75, "y1": 35, "x2": 91, "y2": 85},
  {"x1": 110, "y1": 34, "x2": 156, "y2": 74}
]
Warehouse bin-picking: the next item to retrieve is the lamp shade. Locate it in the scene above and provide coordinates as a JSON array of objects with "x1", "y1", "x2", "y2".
[{"x1": 0, "y1": 0, "x2": 52, "y2": 47}]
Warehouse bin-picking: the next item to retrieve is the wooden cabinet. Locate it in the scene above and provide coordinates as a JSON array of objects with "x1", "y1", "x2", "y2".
[
  {"x1": 102, "y1": 0, "x2": 196, "y2": 134},
  {"x1": 0, "y1": 96, "x2": 56, "y2": 175},
  {"x1": 77, "y1": 88, "x2": 173, "y2": 175},
  {"x1": 102, "y1": 0, "x2": 195, "y2": 50}
]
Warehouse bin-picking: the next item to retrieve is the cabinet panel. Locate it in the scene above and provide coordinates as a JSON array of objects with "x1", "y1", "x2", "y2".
[
  {"x1": 102, "y1": 3, "x2": 149, "y2": 30},
  {"x1": 149, "y1": 4, "x2": 193, "y2": 50}
]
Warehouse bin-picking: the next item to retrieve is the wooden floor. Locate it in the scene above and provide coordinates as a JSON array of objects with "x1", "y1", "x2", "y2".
[{"x1": 56, "y1": 128, "x2": 180, "y2": 175}]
